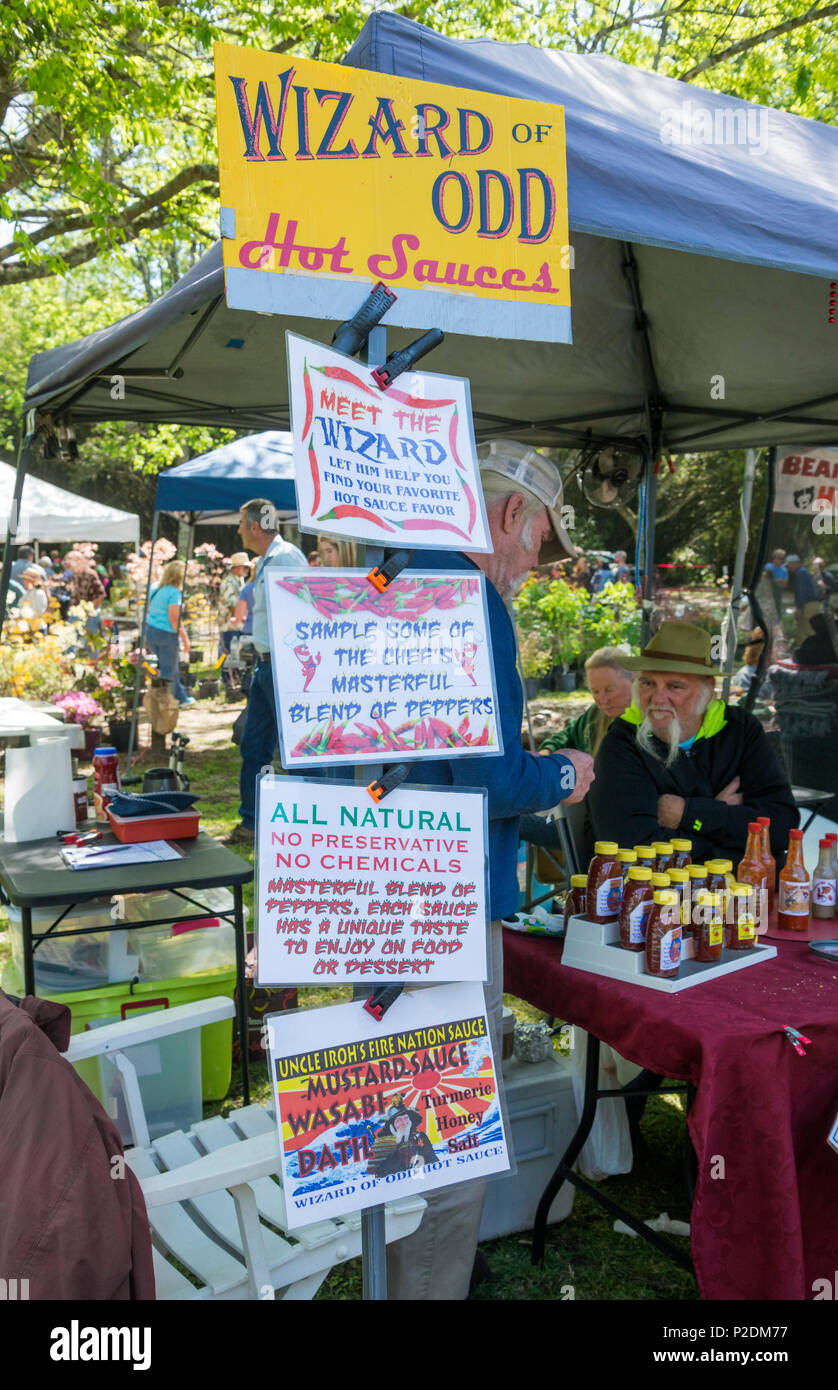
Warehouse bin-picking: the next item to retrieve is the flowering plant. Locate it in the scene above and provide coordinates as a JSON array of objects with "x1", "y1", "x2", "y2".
[{"x1": 51, "y1": 690, "x2": 105, "y2": 727}]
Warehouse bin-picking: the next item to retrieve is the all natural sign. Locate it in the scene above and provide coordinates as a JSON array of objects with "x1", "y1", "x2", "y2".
[
  {"x1": 256, "y1": 779, "x2": 489, "y2": 986},
  {"x1": 288, "y1": 333, "x2": 490, "y2": 551},
  {"x1": 214, "y1": 44, "x2": 570, "y2": 342}
]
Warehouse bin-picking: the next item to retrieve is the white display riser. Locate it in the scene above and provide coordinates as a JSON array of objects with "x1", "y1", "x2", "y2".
[{"x1": 562, "y1": 915, "x2": 777, "y2": 993}]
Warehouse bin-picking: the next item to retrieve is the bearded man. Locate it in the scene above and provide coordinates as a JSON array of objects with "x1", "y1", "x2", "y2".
[{"x1": 588, "y1": 620, "x2": 797, "y2": 862}]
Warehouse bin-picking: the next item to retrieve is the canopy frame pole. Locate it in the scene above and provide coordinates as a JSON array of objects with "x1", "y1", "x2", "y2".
[
  {"x1": 172, "y1": 516, "x2": 195, "y2": 698},
  {"x1": 621, "y1": 244, "x2": 665, "y2": 642},
  {"x1": 0, "y1": 418, "x2": 36, "y2": 626},
  {"x1": 721, "y1": 449, "x2": 758, "y2": 701},
  {"x1": 126, "y1": 510, "x2": 159, "y2": 765}
]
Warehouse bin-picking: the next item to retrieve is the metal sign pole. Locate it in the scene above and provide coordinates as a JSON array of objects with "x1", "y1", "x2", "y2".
[{"x1": 360, "y1": 321, "x2": 389, "y2": 1301}]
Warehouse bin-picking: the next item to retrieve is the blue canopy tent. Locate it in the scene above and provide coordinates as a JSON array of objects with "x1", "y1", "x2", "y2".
[
  {"x1": 10, "y1": 12, "x2": 838, "y2": 661},
  {"x1": 127, "y1": 432, "x2": 298, "y2": 757}
]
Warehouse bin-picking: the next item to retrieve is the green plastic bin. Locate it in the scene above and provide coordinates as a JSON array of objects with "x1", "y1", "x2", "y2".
[{"x1": 1, "y1": 960, "x2": 236, "y2": 1102}]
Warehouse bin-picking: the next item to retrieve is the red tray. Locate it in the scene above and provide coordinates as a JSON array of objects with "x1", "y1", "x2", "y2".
[{"x1": 107, "y1": 806, "x2": 200, "y2": 842}]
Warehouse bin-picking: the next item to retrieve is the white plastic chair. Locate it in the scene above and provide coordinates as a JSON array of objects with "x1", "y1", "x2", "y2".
[{"x1": 64, "y1": 997, "x2": 425, "y2": 1300}]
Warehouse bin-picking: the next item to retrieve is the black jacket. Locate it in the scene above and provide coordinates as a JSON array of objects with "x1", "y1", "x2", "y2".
[{"x1": 588, "y1": 700, "x2": 798, "y2": 861}]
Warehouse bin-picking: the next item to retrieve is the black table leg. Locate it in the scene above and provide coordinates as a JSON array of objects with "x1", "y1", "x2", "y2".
[
  {"x1": 234, "y1": 884, "x2": 250, "y2": 1105},
  {"x1": 532, "y1": 1033, "x2": 600, "y2": 1264},
  {"x1": 22, "y1": 905, "x2": 34, "y2": 996}
]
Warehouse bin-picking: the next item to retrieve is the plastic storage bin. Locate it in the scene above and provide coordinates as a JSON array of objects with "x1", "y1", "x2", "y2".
[
  {"x1": 89, "y1": 1003, "x2": 203, "y2": 1144},
  {"x1": 2, "y1": 898, "x2": 139, "y2": 993},
  {"x1": 1, "y1": 958, "x2": 236, "y2": 1103},
  {"x1": 137, "y1": 919, "x2": 236, "y2": 981},
  {"x1": 479, "y1": 1051, "x2": 576, "y2": 1241}
]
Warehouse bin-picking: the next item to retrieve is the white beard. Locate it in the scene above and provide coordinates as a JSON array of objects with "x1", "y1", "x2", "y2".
[{"x1": 636, "y1": 711, "x2": 683, "y2": 767}]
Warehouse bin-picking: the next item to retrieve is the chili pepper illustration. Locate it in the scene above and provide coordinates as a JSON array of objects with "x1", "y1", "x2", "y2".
[
  {"x1": 308, "y1": 444, "x2": 320, "y2": 514},
  {"x1": 393, "y1": 517, "x2": 473, "y2": 543},
  {"x1": 458, "y1": 471, "x2": 477, "y2": 534},
  {"x1": 456, "y1": 640, "x2": 478, "y2": 686},
  {"x1": 382, "y1": 385, "x2": 456, "y2": 408},
  {"x1": 293, "y1": 643, "x2": 321, "y2": 691},
  {"x1": 318, "y1": 505, "x2": 396, "y2": 531},
  {"x1": 321, "y1": 364, "x2": 378, "y2": 396},
  {"x1": 448, "y1": 407, "x2": 466, "y2": 470},
  {"x1": 302, "y1": 363, "x2": 314, "y2": 440}
]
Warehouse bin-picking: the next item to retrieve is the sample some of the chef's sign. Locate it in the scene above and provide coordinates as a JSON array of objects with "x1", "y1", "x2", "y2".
[
  {"x1": 265, "y1": 568, "x2": 502, "y2": 766},
  {"x1": 214, "y1": 43, "x2": 571, "y2": 342},
  {"x1": 288, "y1": 332, "x2": 490, "y2": 551}
]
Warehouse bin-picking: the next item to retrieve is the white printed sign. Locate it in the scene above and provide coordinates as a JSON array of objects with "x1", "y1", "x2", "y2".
[
  {"x1": 265, "y1": 567, "x2": 502, "y2": 766},
  {"x1": 256, "y1": 778, "x2": 489, "y2": 986},
  {"x1": 268, "y1": 982, "x2": 509, "y2": 1228},
  {"x1": 774, "y1": 448, "x2": 838, "y2": 515},
  {"x1": 288, "y1": 332, "x2": 491, "y2": 551}
]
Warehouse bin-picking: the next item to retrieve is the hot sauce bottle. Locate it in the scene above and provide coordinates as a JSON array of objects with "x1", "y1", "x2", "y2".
[
  {"x1": 736, "y1": 824, "x2": 769, "y2": 931},
  {"x1": 633, "y1": 845, "x2": 657, "y2": 870},
  {"x1": 756, "y1": 816, "x2": 776, "y2": 912},
  {"x1": 619, "y1": 867, "x2": 654, "y2": 952},
  {"x1": 693, "y1": 889, "x2": 724, "y2": 962},
  {"x1": 704, "y1": 859, "x2": 731, "y2": 901},
  {"x1": 671, "y1": 838, "x2": 692, "y2": 869},
  {"x1": 777, "y1": 828, "x2": 810, "y2": 932},
  {"x1": 587, "y1": 841, "x2": 623, "y2": 924},
  {"x1": 686, "y1": 866, "x2": 707, "y2": 937},
  {"x1": 667, "y1": 867, "x2": 690, "y2": 936},
  {"x1": 652, "y1": 841, "x2": 675, "y2": 874},
  {"x1": 812, "y1": 840, "x2": 837, "y2": 920},
  {"x1": 727, "y1": 884, "x2": 757, "y2": 950},
  {"x1": 617, "y1": 849, "x2": 637, "y2": 882},
  {"x1": 564, "y1": 874, "x2": 588, "y2": 925},
  {"x1": 645, "y1": 889, "x2": 682, "y2": 979}
]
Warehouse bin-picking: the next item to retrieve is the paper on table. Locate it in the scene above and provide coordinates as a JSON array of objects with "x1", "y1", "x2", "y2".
[{"x1": 62, "y1": 841, "x2": 184, "y2": 870}]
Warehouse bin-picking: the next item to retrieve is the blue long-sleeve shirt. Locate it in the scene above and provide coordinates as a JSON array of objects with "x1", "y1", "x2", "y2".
[{"x1": 405, "y1": 551, "x2": 575, "y2": 918}]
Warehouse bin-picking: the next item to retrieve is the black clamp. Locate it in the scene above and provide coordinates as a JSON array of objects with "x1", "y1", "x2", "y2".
[
  {"x1": 366, "y1": 762, "x2": 410, "y2": 803},
  {"x1": 363, "y1": 984, "x2": 404, "y2": 1022},
  {"x1": 367, "y1": 548, "x2": 413, "y2": 593},
  {"x1": 371, "y1": 329, "x2": 444, "y2": 389},
  {"x1": 332, "y1": 282, "x2": 397, "y2": 358}
]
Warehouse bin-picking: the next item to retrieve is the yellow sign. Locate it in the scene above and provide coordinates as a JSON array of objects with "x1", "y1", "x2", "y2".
[{"x1": 214, "y1": 43, "x2": 571, "y2": 342}]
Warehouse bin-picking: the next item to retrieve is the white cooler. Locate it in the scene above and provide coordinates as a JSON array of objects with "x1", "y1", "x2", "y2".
[{"x1": 479, "y1": 1050, "x2": 576, "y2": 1240}]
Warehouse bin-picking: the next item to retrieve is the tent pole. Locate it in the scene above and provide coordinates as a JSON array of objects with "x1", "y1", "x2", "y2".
[
  {"x1": 172, "y1": 516, "x2": 195, "y2": 693},
  {"x1": 126, "y1": 510, "x2": 159, "y2": 764},
  {"x1": 642, "y1": 455, "x2": 657, "y2": 644},
  {"x1": 0, "y1": 420, "x2": 34, "y2": 625},
  {"x1": 721, "y1": 449, "x2": 758, "y2": 701}
]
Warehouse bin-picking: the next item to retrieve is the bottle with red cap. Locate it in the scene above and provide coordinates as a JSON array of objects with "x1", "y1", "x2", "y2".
[
  {"x1": 756, "y1": 817, "x2": 776, "y2": 912},
  {"x1": 736, "y1": 823, "x2": 769, "y2": 931},
  {"x1": 812, "y1": 839, "x2": 837, "y2": 919},
  {"x1": 777, "y1": 829, "x2": 810, "y2": 931}
]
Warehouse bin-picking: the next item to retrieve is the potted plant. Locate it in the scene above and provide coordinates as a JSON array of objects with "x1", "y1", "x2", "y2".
[
  {"x1": 50, "y1": 691, "x2": 106, "y2": 759},
  {"x1": 94, "y1": 652, "x2": 148, "y2": 753}
]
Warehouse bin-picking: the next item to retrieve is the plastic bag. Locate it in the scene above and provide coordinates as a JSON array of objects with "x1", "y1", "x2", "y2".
[
  {"x1": 143, "y1": 683, "x2": 179, "y2": 734},
  {"x1": 569, "y1": 1027, "x2": 637, "y2": 1179}
]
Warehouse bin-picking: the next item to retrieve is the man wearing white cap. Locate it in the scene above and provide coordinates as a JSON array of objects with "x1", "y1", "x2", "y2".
[{"x1": 392, "y1": 440, "x2": 594, "y2": 1300}]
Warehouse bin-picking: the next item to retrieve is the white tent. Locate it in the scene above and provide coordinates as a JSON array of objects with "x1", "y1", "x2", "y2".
[{"x1": 0, "y1": 459, "x2": 139, "y2": 545}]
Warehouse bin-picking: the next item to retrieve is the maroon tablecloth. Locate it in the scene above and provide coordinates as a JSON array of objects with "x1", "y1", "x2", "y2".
[{"x1": 503, "y1": 928, "x2": 838, "y2": 1300}]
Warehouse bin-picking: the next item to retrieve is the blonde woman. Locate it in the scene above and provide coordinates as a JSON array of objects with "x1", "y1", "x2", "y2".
[
  {"x1": 541, "y1": 647, "x2": 634, "y2": 757},
  {"x1": 146, "y1": 559, "x2": 193, "y2": 706},
  {"x1": 317, "y1": 535, "x2": 358, "y2": 567}
]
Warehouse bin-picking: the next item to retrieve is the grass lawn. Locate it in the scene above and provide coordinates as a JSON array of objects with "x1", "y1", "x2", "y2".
[{"x1": 0, "y1": 698, "x2": 699, "y2": 1301}]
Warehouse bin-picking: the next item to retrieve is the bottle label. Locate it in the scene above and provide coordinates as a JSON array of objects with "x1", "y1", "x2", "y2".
[
  {"x1": 596, "y1": 877, "x2": 623, "y2": 917},
  {"x1": 708, "y1": 920, "x2": 723, "y2": 947},
  {"x1": 628, "y1": 900, "x2": 652, "y2": 944},
  {"x1": 813, "y1": 877, "x2": 837, "y2": 907},
  {"x1": 737, "y1": 915, "x2": 756, "y2": 940},
  {"x1": 659, "y1": 928, "x2": 682, "y2": 971},
  {"x1": 778, "y1": 881, "x2": 810, "y2": 915}
]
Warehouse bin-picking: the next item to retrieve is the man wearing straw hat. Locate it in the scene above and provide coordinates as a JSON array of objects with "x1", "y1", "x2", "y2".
[{"x1": 588, "y1": 619, "x2": 797, "y2": 863}]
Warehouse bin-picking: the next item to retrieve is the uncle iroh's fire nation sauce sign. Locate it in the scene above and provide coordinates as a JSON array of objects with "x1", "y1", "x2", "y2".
[{"x1": 214, "y1": 45, "x2": 571, "y2": 341}]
